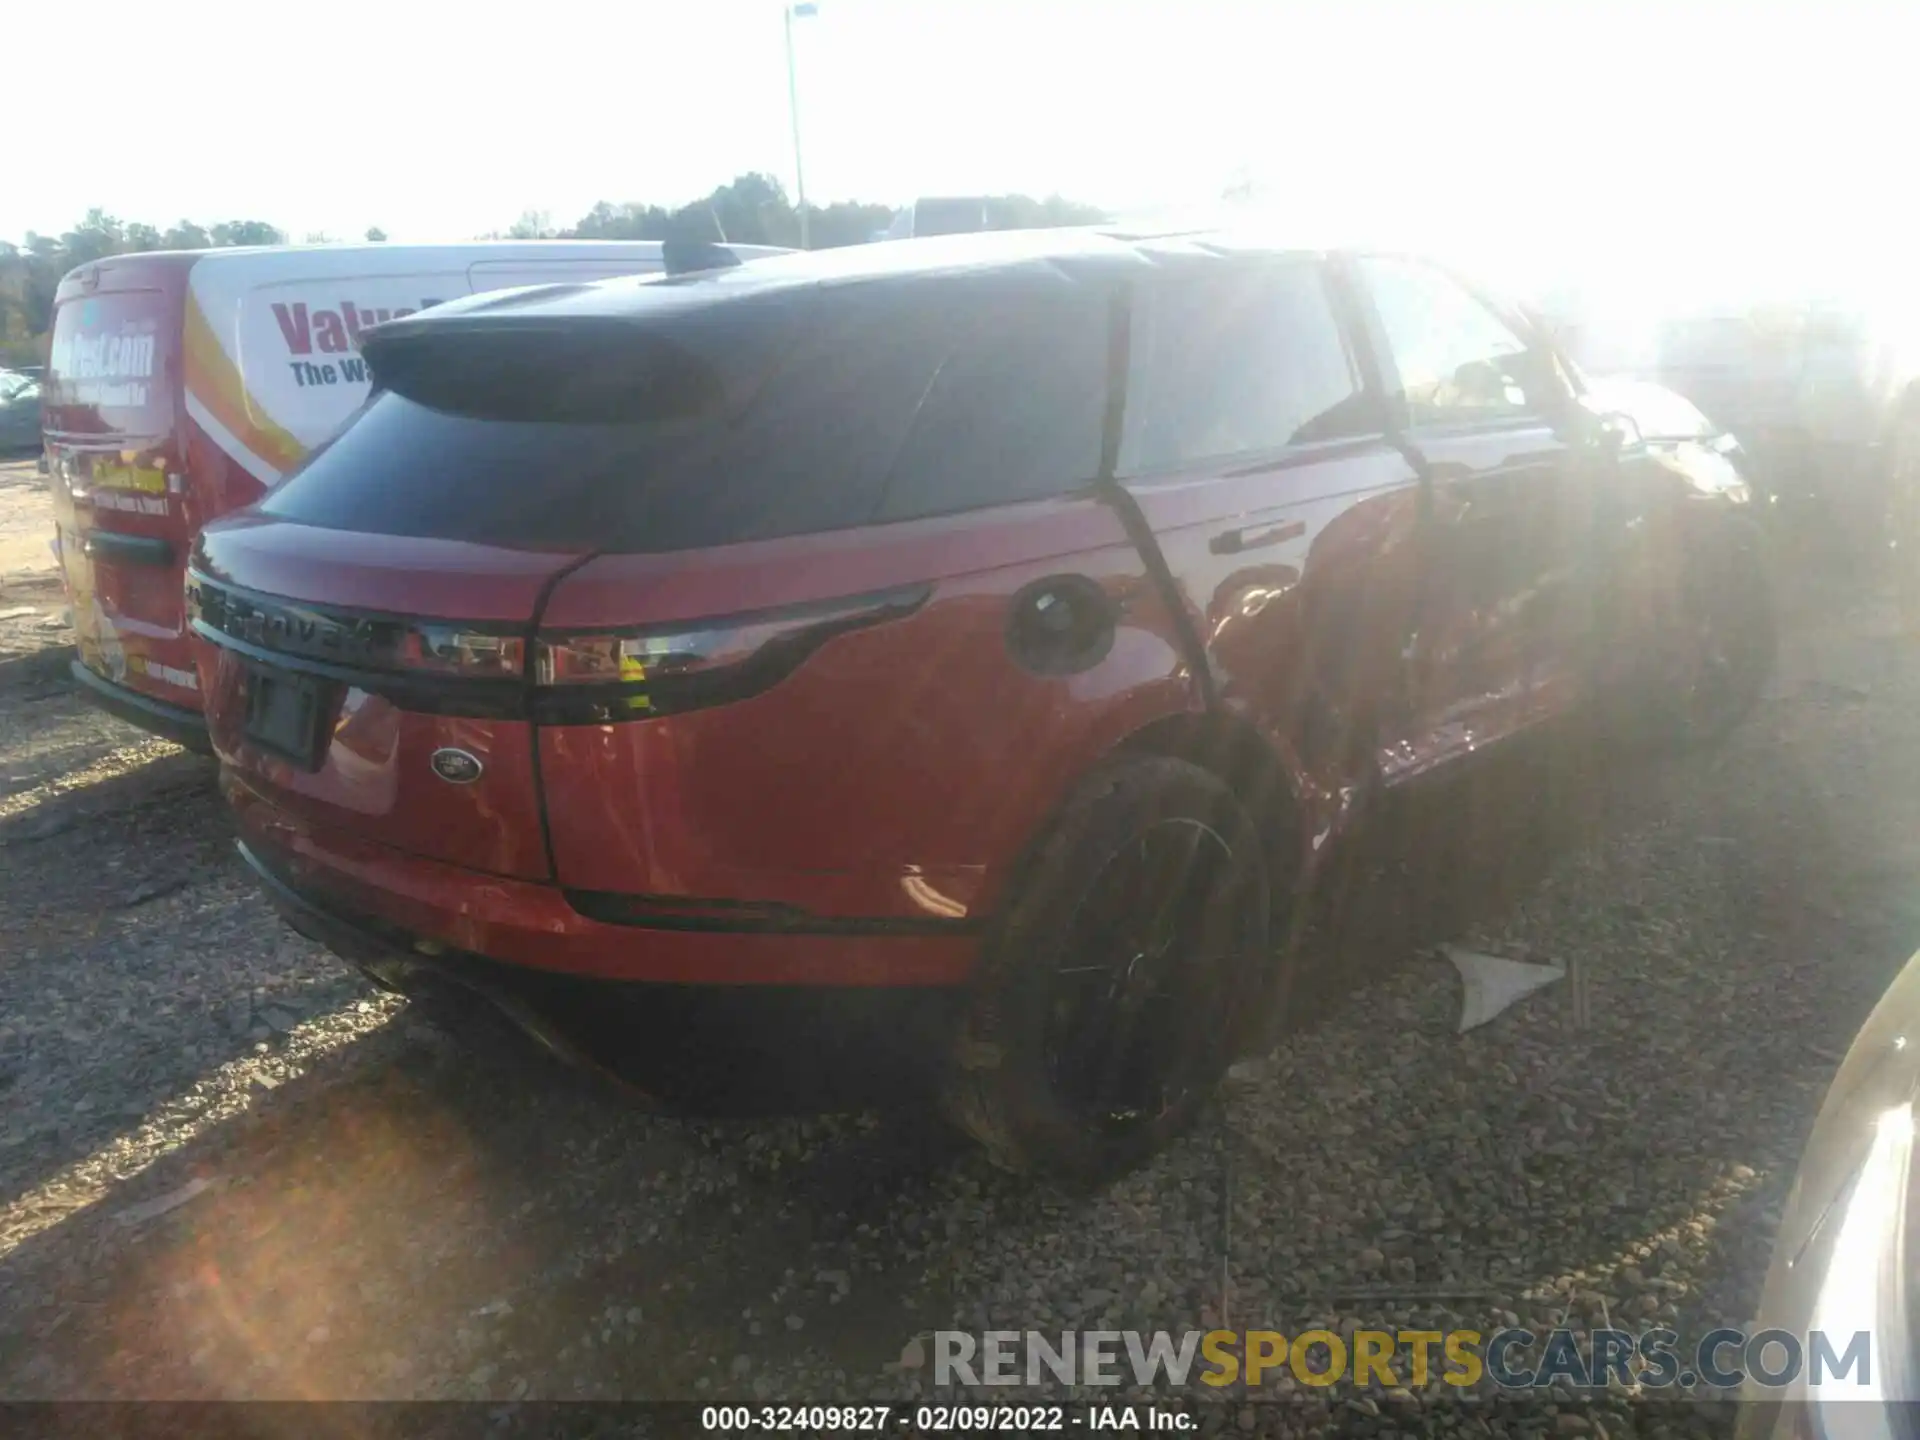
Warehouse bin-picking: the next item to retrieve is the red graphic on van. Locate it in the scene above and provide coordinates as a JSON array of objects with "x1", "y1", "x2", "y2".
[{"x1": 271, "y1": 300, "x2": 446, "y2": 356}]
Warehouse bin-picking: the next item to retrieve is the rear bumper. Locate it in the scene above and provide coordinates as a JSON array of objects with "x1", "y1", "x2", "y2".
[
  {"x1": 227, "y1": 775, "x2": 979, "y2": 988},
  {"x1": 239, "y1": 837, "x2": 966, "y2": 1105},
  {"x1": 69, "y1": 660, "x2": 211, "y2": 753}
]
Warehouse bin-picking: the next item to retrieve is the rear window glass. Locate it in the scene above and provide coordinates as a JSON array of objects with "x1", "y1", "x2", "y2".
[
  {"x1": 45, "y1": 290, "x2": 173, "y2": 438},
  {"x1": 875, "y1": 291, "x2": 1108, "y2": 521},
  {"x1": 259, "y1": 279, "x2": 1112, "y2": 552}
]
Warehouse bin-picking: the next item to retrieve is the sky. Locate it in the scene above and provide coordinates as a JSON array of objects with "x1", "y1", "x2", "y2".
[{"x1": 9, "y1": 0, "x2": 1917, "y2": 311}]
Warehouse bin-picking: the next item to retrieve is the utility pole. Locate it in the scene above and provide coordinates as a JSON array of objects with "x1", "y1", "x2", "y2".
[{"x1": 785, "y1": 3, "x2": 817, "y2": 249}]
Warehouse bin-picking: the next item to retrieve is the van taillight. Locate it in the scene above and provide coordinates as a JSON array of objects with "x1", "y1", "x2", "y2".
[{"x1": 530, "y1": 584, "x2": 929, "y2": 723}]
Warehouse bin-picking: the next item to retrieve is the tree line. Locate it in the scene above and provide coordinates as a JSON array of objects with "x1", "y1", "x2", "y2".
[
  {"x1": 0, "y1": 174, "x2": 1105, "y2": 365},
  {"x1": 507, "y1": 172, "x2": 1104, "y2": 248}
]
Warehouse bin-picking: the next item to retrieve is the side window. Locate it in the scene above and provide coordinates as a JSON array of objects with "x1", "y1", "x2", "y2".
[
  {"x1": 1120, "y1": 261, "x2": 1375, "y2": 474},
  {"x1": 1358, "y1": 257, "x2": 1558, "y2": 426},
  {"x1": 877, "y1": 288, "x2": 1110, "y2": 521}
]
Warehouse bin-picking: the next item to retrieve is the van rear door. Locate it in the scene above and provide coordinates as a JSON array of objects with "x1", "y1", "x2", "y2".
[{"x1": 44, "y1": 259, "x2": 200, "y2": 708}]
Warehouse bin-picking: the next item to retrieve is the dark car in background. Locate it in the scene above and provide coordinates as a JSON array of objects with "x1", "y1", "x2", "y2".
[
  {"x1": 1652, "y1": 311, "x2": 1891, "y2": 541},
  {"x1": 0, "y1": 367, "x2": 41, "y2": 452},
  {"x1": 187, "y1": 230, "x2": 1774, "y2": 1179}
]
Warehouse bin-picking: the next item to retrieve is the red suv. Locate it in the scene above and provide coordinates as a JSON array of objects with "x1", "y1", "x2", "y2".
[{"x1": 190, "y1": 230, "x2": 1771, "y2": 1178}]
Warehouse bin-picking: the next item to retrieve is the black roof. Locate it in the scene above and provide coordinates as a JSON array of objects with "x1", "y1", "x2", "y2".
[{"x1": 366, "y1": 226, "x2": 1325, "y2": 344}]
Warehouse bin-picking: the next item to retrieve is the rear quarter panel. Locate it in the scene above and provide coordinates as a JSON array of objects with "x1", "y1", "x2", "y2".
[{"x1": 537, "y1": 497, "x2": 1199, "y2": 921}]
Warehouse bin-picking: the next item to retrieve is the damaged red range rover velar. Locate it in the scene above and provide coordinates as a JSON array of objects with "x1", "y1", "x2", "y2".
[{"x1": 189, "y1": 228, "x2": 1772, "y2": 1179}]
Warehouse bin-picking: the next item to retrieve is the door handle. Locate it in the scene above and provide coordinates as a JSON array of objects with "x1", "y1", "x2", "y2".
[
  {"x1": 1209, "y1": 519, "x2": 1305, "y2": 556},
  {"x1": 82, "y1": 531, "x2": 174, "y2": 567}
]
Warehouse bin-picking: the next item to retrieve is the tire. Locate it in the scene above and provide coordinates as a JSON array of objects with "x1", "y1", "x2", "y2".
[
  {"x1": 1649, "y1": 517, "x2": 1776, "y2": 747},
  {"x1": 941, "y1": 756, "x2": 1273, "y2": 1183}
]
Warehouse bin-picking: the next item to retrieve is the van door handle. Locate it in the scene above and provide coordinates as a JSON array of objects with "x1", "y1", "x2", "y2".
[
  {"x1": 82, "y1": 531, "x2": 174, "y2": 567},
  {"x1": 1209, "y1": 519, "x2": 1305, "y2": 556}
]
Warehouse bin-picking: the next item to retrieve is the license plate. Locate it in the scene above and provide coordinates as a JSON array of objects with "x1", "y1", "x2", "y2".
[{"x1": 243, "y1": 667, "x2": 330, "y2": 769}]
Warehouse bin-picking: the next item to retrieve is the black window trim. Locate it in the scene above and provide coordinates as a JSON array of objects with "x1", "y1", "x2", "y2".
[
  {"x1": 1113, "y1": 254, "x2": 1394, "y2": 484},
  {"x1": 1118, "y1": 432, "x2": 1405, "y2": 494},
  {"x1": 1344, "y1": 249, "x2": 1584, "y2": 443}
]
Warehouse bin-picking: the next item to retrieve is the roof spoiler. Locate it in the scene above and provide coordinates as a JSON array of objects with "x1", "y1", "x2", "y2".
[
  {"x1": 663, "y1": 236, "x2": 744, "y2": 277},
  {"x1": 661, "y1": 224, "x2": 795, "y2": 276}
]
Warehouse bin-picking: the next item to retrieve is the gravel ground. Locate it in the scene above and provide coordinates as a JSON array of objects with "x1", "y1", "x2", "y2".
[{"x1": 1, "y1": 455, "x2": 1915, "y2": 1435}]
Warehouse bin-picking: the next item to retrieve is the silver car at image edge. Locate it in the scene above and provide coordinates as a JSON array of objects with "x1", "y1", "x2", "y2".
[{"x1": 1738, "y1": 948, "x2": 1920, "y2": 1437}]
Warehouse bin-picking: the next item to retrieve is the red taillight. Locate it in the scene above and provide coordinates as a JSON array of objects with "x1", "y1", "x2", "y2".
[
  {"x1": 187, "y1": 570, "x2": 929, "y2": 724},
  {"x1": 188, "y1": 575, "x2": 530, "y2": 683},
  {"x1": 536, "y1": 611, "x2": 843, "y2": 683},
  {"x1": 396, "y1": 625, "x2": 527, "y2": 679},
  {"x1": 531, "y1": 585, "x2": 929, "y2": 723}
]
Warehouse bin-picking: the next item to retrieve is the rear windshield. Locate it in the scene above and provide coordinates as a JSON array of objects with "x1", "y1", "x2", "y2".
[
  {"x1": 45, "y1": 290, "x2": 174, "y2": 439},
  {"x1": 260, "y1": 279, "x2": 1110, "y2": 552}
]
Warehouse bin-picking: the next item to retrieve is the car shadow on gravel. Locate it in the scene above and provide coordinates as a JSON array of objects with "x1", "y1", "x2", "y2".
[
  {"x1": 0, "y1": 747, "x2": 216, "y2": 842},
  {"x1": 0, "y1": 717, "x2": 1733, "y2": 1401},
  {"x1": 1294, "y1": 722, "x2": 1656, "y2": 1013},
  {"x1": 0, "y1": 1002, "x2": 978, "y2": 1398},
  {"x1": 0, "y1": 652, "x2": 70, "y2": 702},
  {"x1": 1220, "y1": 649, "x2": 1911, "y2": 1406},
  {"x1": 0, "y1": 751, "x2": 270, "y2": 1218},
  {"x1": 6, "y1": 572, "x2": 1909, "y2": 1405}
]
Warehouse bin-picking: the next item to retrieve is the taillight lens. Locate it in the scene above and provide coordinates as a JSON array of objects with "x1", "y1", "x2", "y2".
[
  {"x1": 187, "y1": 575, "x2": 528, "y2": 685},
  {"x1": 531, "y1": 584, "x2": 929, "y2": 723},
  {"x1": 186, "y1": 570, "x2": 928, "y2": 723},
  {"x1": 397, "y1": 625, "x2": 527, "y2": 679}
]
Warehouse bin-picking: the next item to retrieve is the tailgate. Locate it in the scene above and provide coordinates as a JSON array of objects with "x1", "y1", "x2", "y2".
[{"x1": 193, "y1": 516, "x2": 584, "y2": 881}]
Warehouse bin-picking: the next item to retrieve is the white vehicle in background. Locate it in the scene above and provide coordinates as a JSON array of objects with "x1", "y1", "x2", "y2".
[{"x1": 880, "y1": 198, "x2": 996, "y2": 240}]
